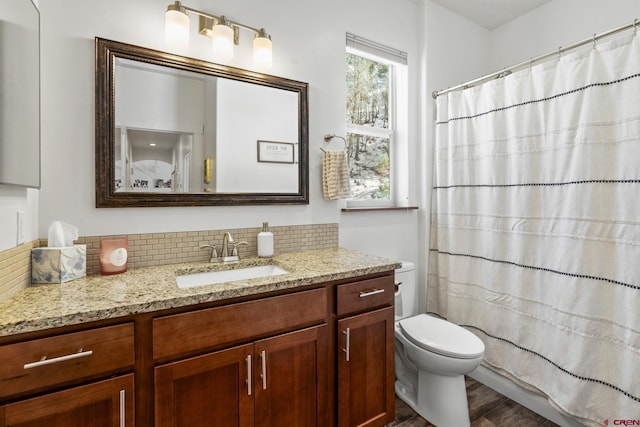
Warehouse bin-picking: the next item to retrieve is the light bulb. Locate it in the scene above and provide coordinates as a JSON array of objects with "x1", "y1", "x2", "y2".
[
  {"x1": 165, "y1": 4, "x2": 190, "y2": 49},
  {"x1": 212, "y1": 22, "x2": 234, "y2": 61},
  {"x1": 253, "y1": 32, "x2": 272, "y2": 69}
]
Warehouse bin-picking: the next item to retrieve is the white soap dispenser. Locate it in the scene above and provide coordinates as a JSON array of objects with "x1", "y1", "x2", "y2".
[{"x1": 258, "y1": 222, "x2": 274, "y2": 258}]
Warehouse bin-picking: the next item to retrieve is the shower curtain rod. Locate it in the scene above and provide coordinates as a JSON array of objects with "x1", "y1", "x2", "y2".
[{"x1": 432, "y1": 18, "x2": 639, "y2": 99}]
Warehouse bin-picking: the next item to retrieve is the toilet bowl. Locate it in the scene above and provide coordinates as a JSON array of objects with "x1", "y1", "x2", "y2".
[{"x1": 395, "y1": 262, "x2": 485, "y2": 427}]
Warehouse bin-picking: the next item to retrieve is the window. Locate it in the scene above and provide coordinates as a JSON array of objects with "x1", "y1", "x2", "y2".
[{"x1": 345, "y1": 33, "x2": 408, "y2": 207}]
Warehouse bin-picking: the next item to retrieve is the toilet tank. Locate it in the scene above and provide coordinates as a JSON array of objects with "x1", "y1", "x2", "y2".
[{"x1": 395, "y1": 261, "x2": 416, "y2": 320}]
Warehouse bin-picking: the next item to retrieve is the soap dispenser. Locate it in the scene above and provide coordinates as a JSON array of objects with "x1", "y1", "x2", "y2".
[{"x1": 258, "y1": 222, "x2": 274, "y2": 258}]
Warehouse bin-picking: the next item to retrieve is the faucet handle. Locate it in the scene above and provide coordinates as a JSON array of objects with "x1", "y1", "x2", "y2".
[
  {"x1": 199, "y1": 244, "x2": 219, "y2": 262},
  {"x1": 231, "y1": 241, "x2": 249, "y2": 257}
]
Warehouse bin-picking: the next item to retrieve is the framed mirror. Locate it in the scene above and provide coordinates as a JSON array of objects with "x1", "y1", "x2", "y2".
[
  {"x1": 0, "y1": 0, "x2": 40, "y2": 188},
  {"x1": 95, "y1": 38, "x2": 308, "y2": 207}
]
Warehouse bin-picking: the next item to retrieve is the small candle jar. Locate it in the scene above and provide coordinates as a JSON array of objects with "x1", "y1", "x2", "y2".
[{"x1": 100, "y1": 237, "x2": 128, "y2": 275}]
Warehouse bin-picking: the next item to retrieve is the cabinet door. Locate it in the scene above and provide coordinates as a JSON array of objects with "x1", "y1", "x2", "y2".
[
  {"x1": 1, "y1": 374, "x2": 134, "y2": 427},
  {"x1": 337, "y1": 307, "x2": 394, "y2": 427},
  {"x1": 154, "y1": 344, "x2": 253, "y2": 427},
  {"x1": 254, "y1": 324, "x2": 328, "y2": 427}
]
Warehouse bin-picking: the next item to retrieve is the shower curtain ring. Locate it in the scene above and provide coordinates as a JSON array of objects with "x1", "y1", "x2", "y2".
[
  {"x1": 592, "y1": 34, "x2": 597, "y2": 48},
  {"x1": 634, "y1": 19, "x2": 638, "y2": 35}
]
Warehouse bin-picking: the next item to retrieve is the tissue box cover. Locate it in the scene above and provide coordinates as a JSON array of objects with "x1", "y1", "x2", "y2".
[{"x1": 31, "y1": 245, "x2": 87, "y2": 284}]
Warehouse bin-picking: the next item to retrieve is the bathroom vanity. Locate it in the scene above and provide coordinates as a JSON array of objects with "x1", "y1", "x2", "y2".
[{"x1": 0, "y1": 248, "x2": 399, "y2": 427}]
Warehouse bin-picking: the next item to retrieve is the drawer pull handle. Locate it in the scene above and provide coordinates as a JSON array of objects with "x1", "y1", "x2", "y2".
[
  {"x1": 260, "y1": 350, "x2": 267, "y2": 390},
  {"x1": 343, "y1": 328, "x2": 350, "y2": 362},
  {"x1": 246, "y1": 354, "x2": 252, "y2": 396},
  {"x1": 359, "y1": 288, "x2": 385, "y2": 298},
  {"x1": 119, "y1": 389, "x2": 126, "y2": 427},
  {"x1": 23, "y1": 349, "x2": 93, "y2": 369}
]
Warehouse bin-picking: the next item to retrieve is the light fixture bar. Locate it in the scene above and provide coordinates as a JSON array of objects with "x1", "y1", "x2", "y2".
[
  {"x1": 165, "y1": 1, "x2": 272, "y2": 68},
  {"x1": 172, "y1": 2, "x2": 264, "y2": 45}
]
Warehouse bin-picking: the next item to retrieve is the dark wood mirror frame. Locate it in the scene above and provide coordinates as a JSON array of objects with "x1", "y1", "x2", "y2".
[{"x1": 95, "y1": 37, "x2": 309, "y2": 207}]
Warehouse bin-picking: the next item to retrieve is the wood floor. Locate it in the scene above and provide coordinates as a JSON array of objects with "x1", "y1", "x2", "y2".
[{"x1": 388, "y1": 376, "x2": 560, "y2": 427}]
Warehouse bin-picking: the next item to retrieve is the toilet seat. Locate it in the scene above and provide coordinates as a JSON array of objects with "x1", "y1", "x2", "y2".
[{"x1": 398, "y1": 314, "x2": 484, "y2": 359}]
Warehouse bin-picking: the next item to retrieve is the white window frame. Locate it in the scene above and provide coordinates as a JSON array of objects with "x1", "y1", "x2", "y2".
[{"x1": 345, "y1": 34, "x2": 408, "y2": 208}]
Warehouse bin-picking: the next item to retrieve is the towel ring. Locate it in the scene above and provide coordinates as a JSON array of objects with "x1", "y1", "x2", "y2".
[{"x1": 321, "y1": 134, "x2": 347, "y2": 152}]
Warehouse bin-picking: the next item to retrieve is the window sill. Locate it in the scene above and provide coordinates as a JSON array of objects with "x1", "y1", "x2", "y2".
[{"x1": 341, "y1": 206, "x2": 419, "y2": 212}]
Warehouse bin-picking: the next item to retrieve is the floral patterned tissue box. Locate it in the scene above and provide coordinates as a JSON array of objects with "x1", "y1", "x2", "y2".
[{"x1": 31, "y1": 245, "x2": 87, "y2": 284}]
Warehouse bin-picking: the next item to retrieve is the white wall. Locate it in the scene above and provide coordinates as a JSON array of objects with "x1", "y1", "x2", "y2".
[
  {"x1": 489, "y1": 0, "x2": 640, "y2": 70},
  {"x1": 0, "y1": 187, "x2": 38, "y2": 250},
  {"x1": 115, "y1": 61, "x2": 205, "y2": 133},
  {"x1": 216, "y1": 80, "x2": 298, "y2": 193},
  {"x1": 36, "y1": 0, "x2": 421, "y2": 252}
]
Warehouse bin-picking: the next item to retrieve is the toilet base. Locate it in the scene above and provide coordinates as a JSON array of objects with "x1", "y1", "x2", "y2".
[{"x1": 396, "y1": 371, "x2": 470, "y2": 427}]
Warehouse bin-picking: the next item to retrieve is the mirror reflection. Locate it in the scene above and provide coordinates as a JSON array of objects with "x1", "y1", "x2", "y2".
[
  {"x1": 95, "y1": 38, "x2": 309, "y2": 207},
  {"x1": 114, "y1": 58, "x2": 299, "y2": 194}
]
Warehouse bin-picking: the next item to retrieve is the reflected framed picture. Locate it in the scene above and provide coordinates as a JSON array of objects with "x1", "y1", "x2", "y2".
[{"x1": 257, "y1": 140, "x2": 295, "y2": 164}]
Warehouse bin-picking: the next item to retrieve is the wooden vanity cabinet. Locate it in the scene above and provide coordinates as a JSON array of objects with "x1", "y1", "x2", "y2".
[
  {"x1": 154, "y1": 343, "x2": 254, "y2": 427},
  {"x1": 152, "y1": 288, "x2": 329, "y2": 427},
  {"x1": 0, "y1": 323, "x2": 135, "y2": 427},
  {"x1": 335, "y1": 276, "x2": 395, "y2": 427},
  {"x1": 155, "y1": 325, "x2": 327, "y2": 427},
  {"x1": 1, "y1": 374, "x2": 135, "y2": 427},
  {"x1": 0, "y1": 269, "x2": 397, "y2": 427}
]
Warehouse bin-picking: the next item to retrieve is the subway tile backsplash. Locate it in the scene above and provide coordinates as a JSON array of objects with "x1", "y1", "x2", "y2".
[
  {"x1": 0, "y1": 223, "x2": 339, "y2": 302},
  {"x1": 0, "y1": 241, "x2": 36, "y2": 303},
  {"x1": 79, "y1": 223, "x2": 338, "y2": 275}
]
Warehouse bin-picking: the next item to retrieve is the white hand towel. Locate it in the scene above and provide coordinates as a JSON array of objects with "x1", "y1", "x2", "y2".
[{"x1": 322, "y1": 150, "x2": 351, "y2": 200}]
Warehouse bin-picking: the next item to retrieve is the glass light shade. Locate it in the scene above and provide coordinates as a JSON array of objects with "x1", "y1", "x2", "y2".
[
  {"x1": 253, "y1": 36, "x2": 272, "y2": 69},
  {"x1": 212, "y1": 23, "x2": 234, "y2": 60},
  {"x1": 165, "y1": 9, "x2": 190, "y2": 49}
]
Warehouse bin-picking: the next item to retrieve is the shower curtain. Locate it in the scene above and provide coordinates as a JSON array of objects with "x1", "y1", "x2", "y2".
[{"x1": 428, "y1": 32, "x2": 640, "y2": 426}]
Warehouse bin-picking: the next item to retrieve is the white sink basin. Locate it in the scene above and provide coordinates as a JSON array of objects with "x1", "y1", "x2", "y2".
[{"x1": 176, "y1": 265, "x2": 289, "y2": 289}]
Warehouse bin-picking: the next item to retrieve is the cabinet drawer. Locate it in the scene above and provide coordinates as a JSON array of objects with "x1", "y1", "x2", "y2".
[
  {"x1": 153, "y1": 287, "x2": 327, "y2": 360},
  {"x1": 336, "y1": 276, "x2": 394, "y2": 316},
  {"x1": 0, "y1": 323, "x2": 134, "y2": 400}
]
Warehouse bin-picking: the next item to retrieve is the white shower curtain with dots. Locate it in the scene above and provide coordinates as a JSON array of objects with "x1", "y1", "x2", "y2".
[{"x1": 428, "y1": 31, "x2": 640, "y2": 426}]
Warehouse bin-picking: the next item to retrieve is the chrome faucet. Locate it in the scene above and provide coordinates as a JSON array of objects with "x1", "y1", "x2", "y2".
[
  {"x1": 221, "y1": 232, "x2": 234, "y2": 258},
  {"x1": 200, "y1": 233, "x2": 249, "y2": 263},
  {"x1": 221, "y1": 232, "x2": 248, "y2": 262}
]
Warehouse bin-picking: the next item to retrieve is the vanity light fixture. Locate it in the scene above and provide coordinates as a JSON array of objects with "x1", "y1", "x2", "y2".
[{"x1": 164, "y1": 1, "x2": 273, "y2": 68}]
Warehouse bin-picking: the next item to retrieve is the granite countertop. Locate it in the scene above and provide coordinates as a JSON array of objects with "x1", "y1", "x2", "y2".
[{"x1": 0, "y1": 248, "x2": 401, "y2": 337}]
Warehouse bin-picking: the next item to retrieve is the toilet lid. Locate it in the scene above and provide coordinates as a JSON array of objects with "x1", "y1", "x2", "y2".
[{"x1": 399, "y1": 314, "x2": 485, "y2": 359}]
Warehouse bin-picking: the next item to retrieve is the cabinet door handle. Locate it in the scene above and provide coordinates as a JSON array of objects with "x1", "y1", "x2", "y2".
[
  {"x1": 23, "y1": 349, "x2": 93, "y2": 369},
  {"x1": 343, "y1": 328, "x2": 350, "y2": 362},
  {"x1": 359, "y1": 288, "x2": 385, "y2": 298},
  {"x1": 119, "y1": 389, "x2": 126, "y2": 427},
  {"x1": 246, "y1": 354, "x2": 252, "y2": 396},
  {"x1": 260, "y1": 350, "x2": 267, "y2": 390}
]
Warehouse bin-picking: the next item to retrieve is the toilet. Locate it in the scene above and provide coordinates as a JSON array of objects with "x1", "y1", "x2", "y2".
[{"x1": 394, "y1": 262, "x2": 485, "y2": 427}]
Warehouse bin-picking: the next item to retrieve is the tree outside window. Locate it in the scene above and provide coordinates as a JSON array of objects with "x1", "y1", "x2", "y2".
[{"x1": 346, "y1": 52, "x2": 393, "y2": 201}]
